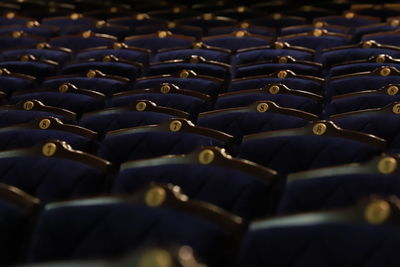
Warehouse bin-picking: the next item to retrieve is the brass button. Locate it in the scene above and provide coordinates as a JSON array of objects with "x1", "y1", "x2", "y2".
[
  {"x1": 39, "y1": 118, "x2": 51, "y2": 129},
  {"x1": 145, "y1": 186, "x2": 166, "y2": 207},
  {"x1": 96, "y1": 20, "x2": 106, "y2": 28},
  {"x1": 12, "y1": 31, "x2": 23, "y2": 38},
  {"x1": 364, "y1": 199, "x2": 391, "y2": 224},
  {"x1": 103, "y1": 55, "x2": 112, "y2": 62},
  {"x1": 136, "y1": 13, "x2": 147, "y2": 20},
  {"x1": 240, "y1": 22, "x2": 249, "y2": 28},
  {"x1": 203, "y1": 13, "x2": 213, "y2": 20},
  {"x1": 20, "y1": 54, "x2": 30, "y2": 62},
  {"x1": 313, "y1": 122, "x2": 327, "y2": 135},
  {"x1": 257, "y1": 102, "x2": 269, "y2": 112},
  {"x1": 269, "y1": 85, "x2": 280, "y2": 94},
  {"x1": 6, "y1": 12, "x2": 15, "y2": 19},
  {"x1": 193, "y1": 42, "x2": 202, "y2": 49},
  {"x1": 160, "y1": 84, "x2": 171, "y2": 94},
  {"x1": 36, "y1": 42, "x2": 46, "y2": 49},
  {"x1": 26, "y1": 21, "x2": 39, "y2": 28},
  {"x1": 58, "y1": 84, "x2": 69, "y2": 93},
  {"x1": 273, "y1": 13, "x2": 282, "y2": 20},
  {"x1": 136, "y1": 101, "x2": 147, "y2": 111},
  {"x1": 113, "y1": 42, "x2": 123, "y2": 49},
  {"x1": 42, "y1": 142, "x2": 57, "y2": 157},
  {"x1": 377, "y1": 156, "x2": 397, "y2": 174},
  {"x1": 167, "y1": 21, "x2": 176, "y2": 28},
  {"x1": 180, "y1": 70, "x2": 189, "y2": 78},
  {"x1": 158, "y1": 31, "x2": 168, "y2": 38},
  {"x1": 376, "y1": 54, "x2": 386, "y2": 63},
  {"x1": 86, "y1": 70, "x2": 96, "y2": 78},
  {"x1": 278, "y1": 56, "x2": 288, "y2": 64},
  {"x1": 392, "y1": 103, "x2": 400, "y2": 114},
  {"x1": 169, "y1": 120, "x2": 182, "y2": 132},
  {"x1": 235, "y1": 30, "x2": 246, "y2": 37},
  {"x1": 82, "y1": 30, "x2": 91, "y2": 38},
  {"x1": 391, "y1": 19, "x2": 400, "y2": 27},
  {"x1": 198, "y1": 149, "x2": 215, "y2": 165},
  {"x1": 313, "y1": 29, "x2": 322, "y2": 37},
  {"x1": 23, "y1": 101, "x2": 34, "y2": 110},
  {"x1": 362, "y1": 40, "x2": 373, "y2": 48},
  {"x1": 345, "y1": 12, "x2": 355, "y2": 19},
  {"x1": 237, "y1": 6, "x2": 245, "y2": 12},
  {"x1": 277, "y1": 70, "x2": 287, "y2": 78},
  {"x1": 314, "y1": 21, "x2": 324, "y2": 28},
  {"x1": 387, "y1": 85, "x2": 399, "y2": 95},
  {"x1": 274, "y1": 42, "x2": 284, "y2": 49},
  {"x1": 380, "y1": 67, "x2": 391, "y2": 76},
  {"x1": 139, "y1": 249, "x2": 173, "y2": 267},
  {"x1": 70, "y1": 13, "x2": 80, "y2": 20}
]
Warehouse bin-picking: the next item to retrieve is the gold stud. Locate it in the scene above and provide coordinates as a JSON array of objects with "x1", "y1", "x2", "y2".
[
  {"x1": 387, "y1": 85, "x2": 399, "y2": 95},
  {"x1": 278, "y1": 56, "x2": 288, "y2": 64},
  {"x1": 362, "y1": 40, "x2": 373, "y2": 48},
  {"x1": 20, "y1": 54, "x2": 30, "y2": 62},
  {"x1": 269, "y1": 85, "x2": 280, "y2": 94},
  {"x1": 198, "y1": 149, "x2": 215, "y2": 165},
  {"x1": 6, "y1": 12, "x2": 15, "y2": 19},
  {"x1": 103, "y1": 55, "x2": 112, "y2": 62},
  {"x1": 314, "y1": 21, "x2": 324, "y2": 28},
  {"x1": 173, "y1": 7, "x2": 181, "y2": 13},
  {"x1": 380, "y1": 67, "x2": 391, "y2": 76},
  {"x1": 240, "y1": 22, "x2": 249, "y2": 28},
  {"x1": 377, "y1": 156, "x2": 398, "y2": 174},
  {"x1": 96, "y1": 20, "x2": 106, "y2": 28},
  {"x1": 313, "y1": 29, "x2": 323, "y2": 37},
  {"x1": 180, "y1": 70, "x2": 189, "y2": 78},
  {"x1": 274, "y1": 42, "x2": 284, "y2": 49},
  {"x1": 391, "y1": 19, "x2": 400, "y2": 27},
  {"x1": 12, "y1": 31, "x2": 23, "y2": 38},
  {"x1": 345, "y1": 12, "x2": 355, "y2": 19},
  {"x1": 86, "y1": 70, "x2": 96, "y2": 78},
  {"x1": 145, "y1": 186, "x2": 166, "y2": 207},
  {"x1": 110, "y1": 7, "x2": 118, "y2": 13},
  {"x1": 36, "y1": 42, "x2": 46, "y2": 49},
  {"x1": 138, "y1": 249, "x2": 173, "y2": 267},
  {"x1": 313, "y1": 122, "x2": 327, "y2": 135},
  {"x1": 70, "y1": 13, "x2": 80, "y2": 20},
  {"x1": 169, "y1": 120, "x2": 182, "y2": 132},
  {"x1": 113, "y1": 42, "x2": 123, "y2": 49},
  {"x1": 203, "y1": 13, "x2": 213, "y2": 20},
  {"x1": 158, "y1": 31, "x2": 168, "y2": 38},
  {"x1": 58, "y1": 84, "x2": 69, "y2": 93},
  {"x1": 392, "y1": 103, "x2": 400, "y2": 114},
  {"x1": 235, "y1": 30, "x2": 246, "y2": 38},
  {"x1": 273, "y1": 13, "x2": 282, "y2": 20},
  {"x1": 257, "y1": 102, "x2": 269, "y2": 112},
  {"x1": 42, "y1": 142, "x2": 57, "y2": 157},
  {"x1": 136, "y1": 13, "x2": 146, "y2": 20},
  {"x1": 39, "y1": 118, "x2": 51, "y2": 129},
  {"x1": 26, "y1": 21, "x2": 39, "y2": 28},
  {"x1": 237, "y1": 6, "x2": 245, "y2": 12},
  {"x1": 136, "y1": 101, "x2": 147, "y2": 111},
  {"x1": 82, "y1": 31, "x2": 91, "y2": 38},
  {"x1": 277, "y1": 70, "x2": 287, "y2": 78},
  {"x1": 168, "y1": 21, "x2": 176, "y2": 28},
  {"x1": 160, "y1": 84, "x2": 171, "y2": 94},
  {"x1": 376, "y1": 54, "x2": 386, "y2": 63},
  {"x1": 364, "y1": 199, "x2": 391, "y2": 224},
  {"x1": 193, "y1": 42, "x2": 202, "y2": 49},
  {"x1": 23, "y1": 101, "x2": 34, "y2": 110}
]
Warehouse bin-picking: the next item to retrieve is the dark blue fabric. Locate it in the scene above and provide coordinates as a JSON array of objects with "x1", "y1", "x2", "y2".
[
  {"x1": 10, "y1": 91, "x2": 104, "y2": 114},
  {"x1": 215, "y1": 92, "x2": 320, "y2": 114},
  {"x1": 100, "y1": 131, "x2": 227, "y2": 164},
  {"x1": 326, "y1": 94, "x2": 400, "y2": 116},
  {"x1": 0, "y1": 36, "x2": 41, "y2": 50},
  {"x1": 0, "y1": 110, "x2": 72, "y2": 127},
  {"x1": 76, "y1": 49, "x2": 149, "y2": 65},
  {"x1": 238, "y1": 223, "x2": 400, "y2": 267},
  {"x1": 279, "y1": 173, "x2": 400, "y2": 214},
  {"x1": 79, "y1": 110, "x2": 175, "y2": 135},
  {"x1": 153, "y1": 49, "x2": 231, "y2": 64},
  {"x1": 49, "y1": 36, "x2": 116, "y2": 52},
  {"x1": 280, "y1": 25, "x2": 348, "y2": 36},
  {"x1": 315, "y1": 16, "x2": 380, "y2": 27},
  {"x1": 0, "y1": 61, "x2": 58, "y2": 79},
  {"x1": 235, "y1": 62, "x2": 321, "y2": 78},
  {"x1": 234, "y1": 49, "x2": 314, "y2": 66},
  {"x1": 0, "y1": 25, "x2": 57, "y2": 38},
  {"x1": 333, "y1": 114, "x2": 400, "y2": 151},
  {"x1": 329, "y1": 63, "x2": 400, "y2": 77},
  {"x1": 0, "y1": 156, "x2": 105, "y2": 202},
  {"x1": 361, "y1": 33, "x2": 400, "y2": 46},
  {"x1": 280, "y1": 35, "x2": 351, "y2": 51},
  {"x1": 207, "y1": 26, "x2": 275, "y2": 37},
  {"x1": 198, "y1": 111, "x2": 310, "y2": 140},
  {"x1": 115, "y1": 164, "x2": 273, "y2": 219},
  {"x1": 60, "y1": 61, "x2": 141, "y2": 79},
  {"x1": 0, "y1": 48, "x2": 71, "y2": 64},
  {"x1": 353, "y1": 24, "x2": 399, "y2": 40},
  {"x1": 229, "y1": 77, "x2": 322, "y2": 94},
  {"x1": 28, "y1": 202, "x2": 234, "y2": 266},
  {"x1": 239, "y1": 135, "x2": 380, "y2": 175},
  {"x1": 203, "y1": 36, "x2": 271, "y2": 51},
  {"x1": 125, "y1": 37, "x2": 193, "y2": 53},
  {"x1": 108, "y1": 93, "x2": 206, "y2": 116},
  {"x1": 249, "y1": 17, "x2": 306, "y2": 28},
  {"x1": 0, "y1": 75, "x2": 36, "y2": 95}
]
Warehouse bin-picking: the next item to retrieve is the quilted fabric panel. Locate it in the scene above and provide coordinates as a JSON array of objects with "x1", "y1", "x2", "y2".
[
  {"x1": 279, "y1": 173, "x2": 400, "y2": 214},
  {"x1": 238, "y1": 135, "x2": 381, "y2": 175},
  {"x1": 198, "y1": 112, "x2": 310, "y2": 140},
  {"x1": 27, "y1": 202, "x2": 233, "y2": 266},
  {"x1": 238, "y1": 224, "x2": 400, "y2": 267},
  {"x1": 99, "y1": 131, "x2": 226, "y2": 164},
  {"x1": 114, "y1": 164, "x2": 274, "y2": 219},
  {"x1": 0, "y1": 156, "x2": 105, "y2": 202}
]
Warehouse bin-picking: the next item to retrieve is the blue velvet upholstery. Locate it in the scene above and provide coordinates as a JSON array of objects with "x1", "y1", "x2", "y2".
[
  {"x1": 125, "y1": 35, "x2": 194, "y2": 53},
  {"x1": 203, "y1": 34, "x2": 272, "y2": 51},
  {"x1": 314, "y1": 15, "x2": 380, "y2": 27},
  {"x1": 60, "y1": 61, "x2": 141, "y2": 79},
  {"x1": 153, "y1": 48, "x2": 231, "y2": 64},
  {"x1": 361, "y1": 32, "x2": 400, "y2": 46},
  {"x1": 0, "y1": 109, "x2": 73, "y2": 127},
  {"x1": 49, "y1": 35, "x2": 117, "y2": 52},
  {"x1": 0, "y1": 74, "x2": 36, "y2": 95},
  {"x1": 279, "y1": 34, "x2": 352, "y2": 51},
  {"x1": 329, "y1": 62, "x2": 400, "y2": 77},
  {"x1": 235, "y1": 61, "x2": 321, "y2": 78},
  {"x1": 76, "y1": 47, "x2": 150, "y2": 66},
  {"x1": 0, "y1": 61, "x2": 58, "y2": 79},
  {"x1": 1, "y1": 47, "x2": 71, "y2": 64}
]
